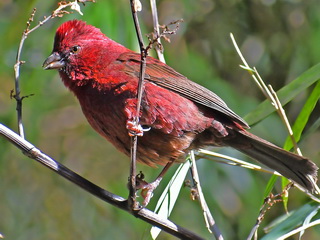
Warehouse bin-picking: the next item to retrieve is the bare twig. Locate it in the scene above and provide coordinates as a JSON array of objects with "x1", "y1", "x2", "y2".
[
  {"x1": 230, "y1": 32, "x2": 320, "y2": 238},
  {"x1": 230, "y1": 33, "x2": 320, "y2": 192},
  {"x1": 197, "y1": 149, "x2": 281, "y2": 176},
  {"x1": 13, "y1": 0, "x2": 93, "y2": 138},
  {"x1": 13, "y1": 7, "x2": 36, "y2": 139},
  {"x1": 268, "y1": 85, "x2": 302, "y2": 155},
  {"x1": 148, "y1": 3, "x2": 183, "y2": 59},
  {"x1": 127, "y1": 5, "x2": 183, "y2": 208},
  {"x1": 145, "y1": 19, "x2": 183, "y2": 54},
  {"x1": 246, "y1": 190, "x2": 288, "y2": 240},
  {"x1": 230, "y1": 33, "x2": 301, "y2": 155},
  {"x1": 149, "y1": 0, "x2": 165, "y2": 63},
  {"x1": 0, "y1": 123, "x2": 204, "y2": 240},
  {"x1": 189, "y1": 151, "x2": 224, "y2": 240},
  {"x1": 127, "y1": 0, "x2": 182, "y2": 210},
  {"x1": 128, "y1": 0, "x2": 148, "y2": 210}
]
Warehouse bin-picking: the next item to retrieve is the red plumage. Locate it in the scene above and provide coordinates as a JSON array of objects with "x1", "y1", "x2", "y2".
[{"x1": 43, "y1": 20, "x2": 318, "y2": 192}]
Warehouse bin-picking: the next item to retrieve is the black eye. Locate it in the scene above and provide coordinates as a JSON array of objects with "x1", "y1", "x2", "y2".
[{"x1": 71, "y1": 45, "x2": 81, "y2": 54}]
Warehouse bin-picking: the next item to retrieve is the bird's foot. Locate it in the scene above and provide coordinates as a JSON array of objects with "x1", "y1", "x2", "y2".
[
  {"x1": 126, "y1": 120, "x2": 151, "y2": 137},
  {"x1": 136, "y1": 172, "x2": 162, "y2": 206}
]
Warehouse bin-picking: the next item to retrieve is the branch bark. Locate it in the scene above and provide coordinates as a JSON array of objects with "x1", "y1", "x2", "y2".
[
  {"x1": 127, "y1": 0, "x2": 148, "y2": 209},
  {"x1": 0, "y1": 123, "x2": 204, "y2": 240}
]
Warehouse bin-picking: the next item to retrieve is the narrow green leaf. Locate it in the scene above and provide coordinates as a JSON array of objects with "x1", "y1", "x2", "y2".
[
  {"x1": 263, "y1": 175, "x2": 278, "y2": 200},
  {"x1": 261, "y1": 203, "x2": 320, "y2": 240},
  {"x1": 281, "y1": 177, "x2": 290, "y2": 212},
  {"x1": 150, "y1": 159, "x2": 192, "y2": 239},
  {"x1": 281, "y1": 80, "x2": 320, "y2": 208},
  {"x1": 283, "y1": 80, "x2": 320, "y2": 151},
  {"x1": 244, "y1": 63, "x2": 320, "y2": 125},
  {"x1": 299, "y1": 205, "x2": 320, "y2": 239}
]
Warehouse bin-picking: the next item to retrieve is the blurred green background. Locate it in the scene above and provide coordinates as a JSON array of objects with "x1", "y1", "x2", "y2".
[{"x1": 0, "y1": 0, "x2": 320, "y2": 239}]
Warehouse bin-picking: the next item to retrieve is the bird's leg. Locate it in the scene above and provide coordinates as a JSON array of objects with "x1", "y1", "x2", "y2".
[
  {"x1": 126, "y1": 120, "x2": 151, "y2": 137},
  {"x1": 137, "y1": 161, "x2": 174, "y2": 206},
  {"x1": 124, "y1": 99, "x2": 151, "y2": 137}
]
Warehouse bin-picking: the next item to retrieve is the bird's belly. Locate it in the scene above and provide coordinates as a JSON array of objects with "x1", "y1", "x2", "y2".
[
  {"x1": 74, "y1": 84, "x2": 215, "y2": 167},
  {"x1": 84, "y1": 110, "x2": 195, "y2": 166},
  {"x1": 137, "y1": 130, "x2": 196, "y2": 166},
  {"x1": 78, "y1": 98, "x2": 194, "y2": 167}
]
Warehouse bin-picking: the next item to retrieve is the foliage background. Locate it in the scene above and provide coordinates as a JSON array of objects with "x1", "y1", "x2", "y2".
[{"x1": 0, "y1": 0, "x2": 319, "y2": 239}]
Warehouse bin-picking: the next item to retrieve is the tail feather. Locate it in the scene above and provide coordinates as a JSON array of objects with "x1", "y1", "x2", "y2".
[{"x1": 223, "y1": 130, "x2": 318, "y2": 192}]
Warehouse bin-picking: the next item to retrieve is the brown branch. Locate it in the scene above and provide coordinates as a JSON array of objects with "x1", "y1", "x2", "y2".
[
  {"x1": 128, "y1": 0, "x2": 148, "y2": 209},
  {"x1": 0, "y1": 123, "x2": 204, "y2": 240},
  {"x1": 128, "y1": 0, "x2": 182, "y2": 210}
]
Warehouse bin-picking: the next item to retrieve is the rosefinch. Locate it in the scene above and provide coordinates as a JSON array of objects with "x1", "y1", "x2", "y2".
[{"x1": 43, "y1": 20, "x2": 318, "y2": 198}]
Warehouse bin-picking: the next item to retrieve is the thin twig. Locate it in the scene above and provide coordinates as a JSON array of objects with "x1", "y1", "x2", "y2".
[
  {"x1": 246, "y1": 190, "x2": 288, "y2": 240},
  {"x1": 198, "y1": 149, "x2": 281, "y2": 176},
  {"x1": 230, "y1": 33, "x2": 300, "y2": 154},
  {"x1": 230, "y1": 33, "x2": 305, "y2": 201},
  {"x1": 190, "y1": 151, "x2": 224, "y2": 240},
  {"x1": 13, "y1": 0, "x2": 93, "y2": 138},
  {"x1": 127, "y1": 0, "x2": 182, "y2": 210},
  {"x1": 128, "y1": 0, "x2": 148, "y2": 210},
  {"x1": 145, "y1": 19, "x2": 183, "y2": 54},
  {"x1": 230, "y1": 33, "x2": 320, "y2": 196},
  {"x1": 13, "y1": 8, "x2": 36, "y2": 139},
  {"x1": 0, "y1": 123, "x2": 204, "y2": 240},
  {"x1": 268, "y1": 85, "x2": 302, "y2": 155},
  {"x1": 149, "y1": 0, "x2": 165, "y2": 63},
  {"x1": 230, "y1": 32, "x2": 320, "y2": 239}
]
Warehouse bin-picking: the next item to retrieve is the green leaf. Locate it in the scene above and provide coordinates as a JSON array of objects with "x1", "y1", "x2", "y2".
[
  {"x1": 282, "y1": 80, "x2": 320, "y2": 208},
  {"x1": 244, "y1": 64, "x2": 320, "y2": 125},
  {"x1": 263, "y1": 175, "x2": 278, "y2": 201},
  {"x1": 150, "y1": 159, "x2": 192, "y2": 239},
  {"x1": 261, "y1": 203, "x2": 320, "y2": 240},
  {"x1": 283, "y1": 80, "x2": 320, "y2": 151},
  {"x1": 281, "y1": 177, "x2": 290, "y2": 212},
  {"x1": 298, "y1": 205, "x2": 320, "y2": 239}
]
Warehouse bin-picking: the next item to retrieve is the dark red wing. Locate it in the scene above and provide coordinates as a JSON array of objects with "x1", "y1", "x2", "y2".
[{"x1": 117, "y1": 52, "x2": 249, "y2": 129}]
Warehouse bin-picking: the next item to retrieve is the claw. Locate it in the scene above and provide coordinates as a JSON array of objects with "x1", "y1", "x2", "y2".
[
  {"x1": 135, "y1": 173, "x2": 162, "y2": 206},
  {"x1": 140, "y1": 180, "x2": 161, "y2": 206},
  {"x1": 126, "y1": 120, "x2": 151, "y2": 137}
]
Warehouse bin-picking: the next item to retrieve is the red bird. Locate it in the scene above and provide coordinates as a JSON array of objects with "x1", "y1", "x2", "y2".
[{"x1": 43, "y1": 20, "x2": 318, "y2": 197}]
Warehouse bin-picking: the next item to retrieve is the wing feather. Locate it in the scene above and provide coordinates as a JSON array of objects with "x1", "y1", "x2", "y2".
[{"x1": 117, "y1": 52, "x2": 249, "y2": 129}]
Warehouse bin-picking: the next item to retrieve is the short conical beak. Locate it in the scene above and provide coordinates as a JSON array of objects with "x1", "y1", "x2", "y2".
[{"x1": 43, "y1": 52, "x2": 65, "y2": 70}]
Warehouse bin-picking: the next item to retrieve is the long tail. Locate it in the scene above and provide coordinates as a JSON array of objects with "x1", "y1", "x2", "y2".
[{"x1": 223, "y1": 130, "x2": 318, "y2": 192}]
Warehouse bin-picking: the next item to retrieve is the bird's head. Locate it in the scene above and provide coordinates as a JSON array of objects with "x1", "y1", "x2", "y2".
[{"x1": 43, "y1": 20, "x2": 113, "y2": 82}]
